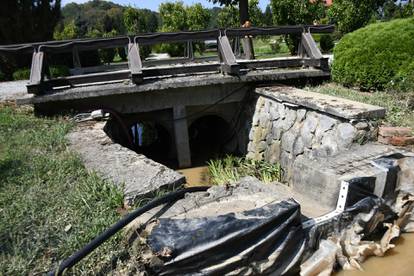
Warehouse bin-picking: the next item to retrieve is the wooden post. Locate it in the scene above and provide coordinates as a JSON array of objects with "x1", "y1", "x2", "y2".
[
  {"x1": 127, "y1": 42, "x2": 143, "y2": 84},
  {"x1": 26, "y1": 50, "x2": 45, "y2": 94},
  {"x1": 218, "y1": 35, "x2": 240, "y2": 75}
]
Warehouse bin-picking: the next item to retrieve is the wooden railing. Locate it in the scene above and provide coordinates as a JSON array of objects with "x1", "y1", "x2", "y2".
[{"x1": 0, "y1": 25, "x2": 334, "y2": 95}]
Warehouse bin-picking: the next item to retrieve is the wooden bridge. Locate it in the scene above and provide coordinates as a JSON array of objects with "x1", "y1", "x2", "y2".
[{"x1": 0, "y1": 25, "x2": 333, "y2": 97}]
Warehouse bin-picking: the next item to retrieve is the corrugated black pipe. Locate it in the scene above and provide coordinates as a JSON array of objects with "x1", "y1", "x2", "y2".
[{"x1": 48, "y1": 186, "x2": 210, "y2": 276}]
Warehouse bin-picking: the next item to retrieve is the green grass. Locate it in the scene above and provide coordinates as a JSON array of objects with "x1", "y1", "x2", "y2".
[
  {"x1": 207, "y1": 155, "x2": 281, "y2": 185},
  {"x1": 0, "y1": 106, "x2": 125, "y2": 275},
  {"x1": 253, "y1": 38, "x2": 291, "y2": 60},
  {"x1": 307, "y1": 83, "x2": 414, "y2": 130}
]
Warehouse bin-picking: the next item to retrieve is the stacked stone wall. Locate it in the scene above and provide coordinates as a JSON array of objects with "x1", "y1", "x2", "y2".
[{"x1": 246, "y1": 96, "x2": 378, "y2": 182}]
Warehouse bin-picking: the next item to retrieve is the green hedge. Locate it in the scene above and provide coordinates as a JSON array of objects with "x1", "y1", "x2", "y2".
[
  {"x1": 12, "y1": 65, "x2": 70, "y2": 81},
  {"x1": 332, "y1": 17, "x2": 414, "y2": 91}
]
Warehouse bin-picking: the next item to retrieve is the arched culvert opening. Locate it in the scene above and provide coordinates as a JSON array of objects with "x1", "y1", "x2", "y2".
[
  {"x1": 189, "y1": 115, "x2": 234, "y2": 165},
  {"x1": 129, "y1": 121, "x2": 173, "y2": 166}
]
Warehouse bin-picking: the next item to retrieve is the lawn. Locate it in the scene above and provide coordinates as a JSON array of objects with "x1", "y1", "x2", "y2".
[
  {"x1": 307, "y1": 83, "x2": 414, "y2": 130},
  {"x1": 0, "y1": 106, "x2": 125, "y2": 275}
]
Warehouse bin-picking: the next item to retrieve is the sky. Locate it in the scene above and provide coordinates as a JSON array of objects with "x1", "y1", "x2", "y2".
[{"x1": 61, "y1": 0, "x2": 270, "y2": 11}]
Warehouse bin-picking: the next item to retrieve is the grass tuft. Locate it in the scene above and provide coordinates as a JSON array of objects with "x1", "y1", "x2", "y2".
[
  {"x1": 307, "y1": 83, "x2": 414, "y2": 130},
  {"x1": 0, "y1": 106, "x2": 125, "y2": 275},
  {"x1": 207, "y1": 155, "x2": 281, "y2": 185}
]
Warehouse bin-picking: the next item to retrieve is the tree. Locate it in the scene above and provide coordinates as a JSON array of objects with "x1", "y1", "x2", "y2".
[
  {"x1": 209, "y1": 0, "x2": 250, "y2": 25},
  {"x1": 263, "y1": 5, "x2": 273, "y2": 27},
  {"x1": 0, "y1": 0, "x2": 61, "y2": 80},
  {"x1": 217, "y1": 0, "x2": 263, "y2": 28},
  {"x1": 270, "y1": 0, "x2": 325, "y2": 53},
  {"x1": 158, "y1": 2, "x2": 211, "y2": 56},
  {"x1": 328, "y1": 0, "x2": 386, "y2": 35},
  {"x1": 124, "y1": 7, "x2": 159, "y2": 58}
]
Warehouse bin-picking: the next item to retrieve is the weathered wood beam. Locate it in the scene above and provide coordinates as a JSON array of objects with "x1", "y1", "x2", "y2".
[
  {"x1": 127, "y1": 43, "x2": 143, "y2": 84},
  {"x1": 26, "y1": 50, "x2": 45, "y2": 94},
  {"x1": 218, "y1": 36, "x2": 240, "y2": 75},
  {"x1": 301, "y1": 32, "x2": 323, "y2": 59}
]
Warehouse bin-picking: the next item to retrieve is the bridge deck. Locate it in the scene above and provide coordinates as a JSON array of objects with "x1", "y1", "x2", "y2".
[{"x1": 18, "y1": 67, "x2": 329, "y2": 105}]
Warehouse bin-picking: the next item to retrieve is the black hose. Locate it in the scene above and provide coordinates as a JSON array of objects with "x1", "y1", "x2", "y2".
[{"x1": 48, "y1": 186, "x2": 210, "y2": 276}]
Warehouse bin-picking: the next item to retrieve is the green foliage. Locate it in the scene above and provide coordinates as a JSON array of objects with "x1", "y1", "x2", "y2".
[
  {"x1": 390, "y1": 61, "x2": 414, "y2": 93},
  {"x1": 49, "y1": 65, "x2": 70, "y2": 78},
  {"x1": 328, "y1": 0, "x2": 385, "y2": 35},
  {"x1": 207, "y1": 155, "x2": 281, "y2": 185},
  {"x1": 0, "y1": 106, "x2": 124, "y2": 274},
  {"x1": 270, "y1": 0, "x2": 326, "y2": 53},
  {"x1": 319, "y1": 34, "x2": 335, "y2": 53},
  {"x1": 381, "y1": 1, "x2": 414, "y2": 20},
  {"x1": 0, "y1": 0, "x2": 61, "y2": 44},
  {"x1": 12, "y1": 68, "x2": 31, "y2": 81},
  {"x1": 124, "y1": 7, "x2": 158, "y2": 34},
  {"x1": 54, "y1": 20, "x2": 78, "y2": 40},
  {"x1": 332, "y1": 17, "x2": 414, "y2": 91},
  {"x1": 0, "y1": 70, "x2": 5, "y2": 82},
  {"x1": 217, "y1": 0, "x2": 264, "y2": 27},
  {"x1": 158, "y1": 2, "x2": 211, "y2": 57},
  {"x1": 217, "y1": 5, "x2": 240, "y2": 27}
]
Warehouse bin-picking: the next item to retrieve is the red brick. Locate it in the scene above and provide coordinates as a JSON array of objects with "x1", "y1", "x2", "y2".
[
  {"x1": 389, "y1": 136, "x2": 414, "y2": 146},
  {"x1": 378, "y1": 135, "x2": 391, "y2": 144},
  {"x1": 378, "y1": 127, "x2": 412, "y2": 137}
]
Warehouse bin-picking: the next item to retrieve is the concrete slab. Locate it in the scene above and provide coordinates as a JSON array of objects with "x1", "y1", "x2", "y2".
[
  {"x1": 66, "y1": 121, "x2": 185, "y2": 202},
  {"x1": 256, "y1": 85, "x2": 386, "y2": 119},
  {"x1": 17, "y1": 68, "x2": 329, "y2": 105}
]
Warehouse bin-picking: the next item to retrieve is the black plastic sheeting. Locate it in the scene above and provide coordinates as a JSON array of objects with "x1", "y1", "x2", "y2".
[
  {"x1": 145, "y1": 191, "x2": 397, "y2": 275},
  {"x1": 148, "y1": 199, "x2": 305, "y2": 275}
]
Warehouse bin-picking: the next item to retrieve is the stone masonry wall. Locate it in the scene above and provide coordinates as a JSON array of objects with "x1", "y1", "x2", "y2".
[{"x1": 246, "y1": 95, "x2": 379, "y2": 182}]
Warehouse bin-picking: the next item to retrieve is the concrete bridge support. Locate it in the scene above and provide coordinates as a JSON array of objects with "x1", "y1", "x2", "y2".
[{"x1": 173, "y1": 106, "x2": 192, "y2": 168}]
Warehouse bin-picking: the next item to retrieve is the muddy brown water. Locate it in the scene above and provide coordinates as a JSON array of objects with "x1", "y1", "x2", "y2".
[
  {"x1": 337, "y1": 233, "x2": 414, "y2": 276},
  {"x1": 178, "y1": 167, "x2": 414, "y2": 275},
  {"x1": 178, "y1": 166, "x2": 211, "y2": 187}
]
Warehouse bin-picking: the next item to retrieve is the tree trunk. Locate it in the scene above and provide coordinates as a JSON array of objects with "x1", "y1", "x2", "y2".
[{"x1": 238, "y1": 0, "x2": 249, "y2": 25}]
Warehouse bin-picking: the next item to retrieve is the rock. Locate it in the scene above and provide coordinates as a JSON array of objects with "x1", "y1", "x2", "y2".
[
  {"x1": 269, "y1": 105, "x2": 280, "y2": 120},
  {"x1": 321, "y1": 130, "x2": 338, "y2": 155},
  {"x1": 252, "y1": 113, "x2": 259, "y2": 126},
  {"x1": 379, "y1": 126, "x2": 412, "y2": 137},
  {"x1": 267, "y1": 141, "x2": 281, "y2": 163},
  {"x1": 296, "y1": 109, "x2": 307, "y2": 123},
  {"x1": 280, "y1": 109, "x2": 297, "y2": 131},
  {"x1": 354, "y1": 121, "x2": 369, "y2": 130},
  {"x1": 247, "y1": 141, "x2": 256, "y2": 152},
  {"x1": 315, "y1": 115, "x2": 337, "y2": 141},
  {"x1": 302, "y1": 112, "x2": 319, "y2": 133},
  {"x1": 272, "y1": 120, "x2": 283, "y2": 140},
  {"x1": 258, "y1": 113, "x2": 270, "y2": 126},
  {"x1": 256, "y1": 141, "x2": 267, "y2": 152},
  {"x1": 336, "y1": 123, "x2": 356, "y2": 148},
  {"x1": 281, "y1": 130, "x2": 296, "y2": 153},
  {"x1": 293, "y1": 136, "x2": 305, "y2": 156}
]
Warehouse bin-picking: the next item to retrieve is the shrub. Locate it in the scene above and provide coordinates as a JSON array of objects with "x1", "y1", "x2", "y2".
[
  {"x1": 49, "y1": 65, "x2": 70, "y2": 78},
  {"x1": 320, "y1": 34, "x2": 335, "y2": 53},
  {"x1": 12, "y1": 68, "x2": 31, "y2": 80},
  {"x1": 332, "y1": 17, "x2": 414, "y2": 91},
  {"x1": 12, "y1": 66, "x2": 70, "y2": 81},
  {"x1": 0, "y1": 70, "x2": 6, "y2": 81},
  {"x1": 390, "y1": 61, "x2": 414, "y2": 93}
]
